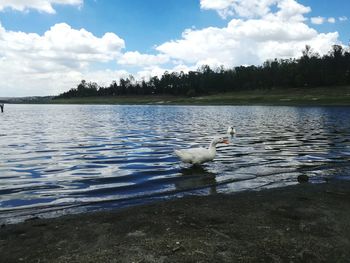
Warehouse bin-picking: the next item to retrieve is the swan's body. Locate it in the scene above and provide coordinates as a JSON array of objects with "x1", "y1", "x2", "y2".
[
  {"x1": 227, "y1": 126, "x2": 236, "y2": 135},
  {"x1": 175, "y1": 147, "x2": 216, "y2": 165},
  {"x1": 175, "y1": 137, "x2": 229, "y2": 165}
]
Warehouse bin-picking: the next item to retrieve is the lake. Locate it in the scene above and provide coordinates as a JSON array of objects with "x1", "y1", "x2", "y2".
[{"x1": 1, "y1": 104, "x2": 350, "y2": 224}]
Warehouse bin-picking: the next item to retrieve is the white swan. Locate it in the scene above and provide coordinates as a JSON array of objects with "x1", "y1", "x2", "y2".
[
  {"x1": 227, "y1": 126, "x2": 236, "y2": 135},
  {"x1": 175, "y1": 137, "x2": 229, "y2": 165}
]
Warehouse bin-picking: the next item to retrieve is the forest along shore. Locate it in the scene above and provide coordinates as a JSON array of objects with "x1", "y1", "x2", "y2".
[
  {"x1": 47, "y1": 86, "x2": 350, "y2": 106},
  {"x1": 1, "y1": 180, "x2": 350, "y2": 262}
]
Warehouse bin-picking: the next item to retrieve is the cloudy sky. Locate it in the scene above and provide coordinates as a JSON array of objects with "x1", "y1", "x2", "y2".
[{"x1": 0, "y1": 0, "x2": 348, "y2": 97}]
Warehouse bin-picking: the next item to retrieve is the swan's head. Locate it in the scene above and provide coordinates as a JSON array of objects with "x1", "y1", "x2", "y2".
[
  {"x1": 212, "y1": 136, "x2": 230, "y2": 145},
  {"x1": 227, "y1": 126, "x2": 236, "y2": 134}
]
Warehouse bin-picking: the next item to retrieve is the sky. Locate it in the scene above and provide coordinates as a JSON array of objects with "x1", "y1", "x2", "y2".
[{"x1": 0, "y1": 0, "x2": 349, "y2": 97}]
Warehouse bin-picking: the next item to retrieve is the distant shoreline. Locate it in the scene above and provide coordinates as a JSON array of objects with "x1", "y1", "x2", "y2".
[
  {"x1": 1, "y1": 180, "x2": 350, "y2": 262},
  {"x1": 6, "y1": 86, "x2": 350, "y2": 106}
]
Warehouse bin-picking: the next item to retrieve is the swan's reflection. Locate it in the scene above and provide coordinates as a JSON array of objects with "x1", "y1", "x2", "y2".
[{"x1": 175, "y1": 166, "x2": 217, "y2": 194}]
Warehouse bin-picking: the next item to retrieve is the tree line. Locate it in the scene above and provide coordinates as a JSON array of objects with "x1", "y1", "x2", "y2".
[{"x1": 56, "y1": 45, "x2": 350, "y2": 99}]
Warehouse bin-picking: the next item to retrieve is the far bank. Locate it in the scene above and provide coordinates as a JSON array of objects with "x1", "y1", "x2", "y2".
[{"x1": 49, "y1": 86, "x2": 350, "y2": 106}]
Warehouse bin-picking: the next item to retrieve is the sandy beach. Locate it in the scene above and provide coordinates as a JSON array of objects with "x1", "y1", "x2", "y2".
[{"x1": 1, "y1": 180, "x2": 350, "y2": 262}]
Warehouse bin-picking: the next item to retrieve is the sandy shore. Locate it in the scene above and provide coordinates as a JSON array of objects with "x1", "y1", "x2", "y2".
[{"x1": 1, "y1": 180, "x2": 350, "y2": 262}]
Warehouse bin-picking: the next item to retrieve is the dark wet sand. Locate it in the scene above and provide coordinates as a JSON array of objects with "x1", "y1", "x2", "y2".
[{"x1": 1, "y1": 180, "x2": 350, "y2": 263}]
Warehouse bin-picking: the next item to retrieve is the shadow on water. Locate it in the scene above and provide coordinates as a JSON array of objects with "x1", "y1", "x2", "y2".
[{"x1": 176, "y1": 166, "x2": 217, "y2": 194}]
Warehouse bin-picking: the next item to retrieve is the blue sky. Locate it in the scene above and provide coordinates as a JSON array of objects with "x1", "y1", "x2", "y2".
[
  {"x1": 0, "y1": 1, "x2": 227, "y2": 52},
  {"x1": 0, "y1": 0, "x2": 349, "y2": 96}
]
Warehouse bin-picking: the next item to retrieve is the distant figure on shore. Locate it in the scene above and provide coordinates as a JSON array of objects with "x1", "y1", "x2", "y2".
[{"x1": 0, "y1": 103, "x2": 4, "y2": 113}]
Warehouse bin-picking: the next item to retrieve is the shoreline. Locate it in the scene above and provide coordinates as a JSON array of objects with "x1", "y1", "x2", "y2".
[
  {"x1": 5, "y1": 86, "x2": 350, "y2": 106},
  {"x1": 1, "y1": 180, "x2": 350, "y2": 262}
]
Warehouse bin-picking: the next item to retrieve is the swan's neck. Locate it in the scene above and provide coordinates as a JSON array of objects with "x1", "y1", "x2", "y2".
[{"x1": 209, "y1": 141, "x2": 218, "y2": 151}]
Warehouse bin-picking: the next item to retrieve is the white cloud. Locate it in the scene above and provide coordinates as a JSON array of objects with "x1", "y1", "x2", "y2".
[
  {"x1": 0, "y1": 0, "x2": 82, "y2": 14},
  {"x1": 274, "y1": 0, "x2": 310, "y2": 22},
  {"x1": 200, "y1": 0, "x2": 277, "y2": 19},
  {"x1": 136, "y1": 64, "x2": 196, "y2": 81},
  {"x1": 311, "y1": 16, "x2": 325, "y2": 25},
  {"x1": 136, "y1": 66, "x2": 170, "y2": 80},
  {"x1": 311, "y1": 16, "x2": 338, "y2": 25},
  {"x1": 155, "y1": 0, "x2": 340, "y2": 69},
  {"x1": 339, "y1": 16, "x2": 348, "y2": 22},
  {"x1": 200, "y1": 0, "x2": 310, "y2": 20},
  {"x1": 0, "y1": 0, "x2": 344, "y2": 96},
  {"x1": 156, "y1": 16, "x2": 339, "y2": 69},
  {"x1": 328, "y1": 17, "x2": 335, "y2": 24},
  {"x1": 80, "y1": 69, "x2": 131, "y2": 86},
  {"x1": 2, "y1": 22, "x2": 125, "y2": 71},
  {"x1": 0, "y1": 22, "x2": 125, "y2": 96},
  {"x1": 118, "y1": 51, "x2": 169, "y2": 66},
  {"x1": 157, "y1": 27, "x2": 238, "y2": 65}
]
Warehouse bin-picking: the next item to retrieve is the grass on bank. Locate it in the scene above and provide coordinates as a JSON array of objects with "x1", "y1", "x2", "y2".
[{"x1": 51, "y1": 86, "x2": 350, "y2": 105}]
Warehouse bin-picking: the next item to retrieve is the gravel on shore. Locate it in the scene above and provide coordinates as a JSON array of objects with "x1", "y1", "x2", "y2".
[{"x1": 1, "y1": 180, "x2": 350, "y2": 262}]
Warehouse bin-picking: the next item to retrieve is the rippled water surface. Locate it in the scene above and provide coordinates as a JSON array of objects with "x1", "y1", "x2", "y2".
[{"x1": 1, "y1": 104, "x2": 350, "y2": 223}]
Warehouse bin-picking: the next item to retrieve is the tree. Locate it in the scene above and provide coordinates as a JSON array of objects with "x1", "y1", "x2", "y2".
[{"x1": 56, "y1": 45, "x2": 350, "y2": 99}]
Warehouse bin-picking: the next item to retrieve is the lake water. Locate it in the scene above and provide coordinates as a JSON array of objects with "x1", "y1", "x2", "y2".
[{"x1": 1, "y1": 104, "x2": 350, "y2": 223}]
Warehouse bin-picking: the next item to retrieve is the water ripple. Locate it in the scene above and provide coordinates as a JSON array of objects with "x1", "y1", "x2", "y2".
[{"x1": 1, "y1": 104, "x2": 350, "y2": 223}]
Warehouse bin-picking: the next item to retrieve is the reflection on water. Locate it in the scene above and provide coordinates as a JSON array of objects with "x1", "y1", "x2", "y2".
[
  {"x1": 0, "y1": 104, "x2": 350, "y2": 223},
  {"x1": 176, "y1": 166, "x2": 217, "y2": 194}
]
